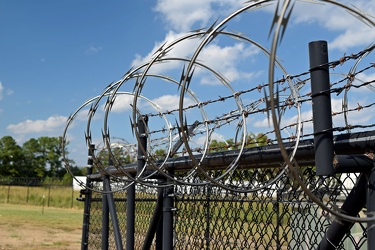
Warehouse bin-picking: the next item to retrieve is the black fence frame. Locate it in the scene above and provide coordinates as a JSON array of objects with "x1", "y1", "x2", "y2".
[
  {"x1": 78, "y1": 41, "x2": 375, "y2": 249},
  {"x1": 79, "y1": 126, "x2": 375, "y2": 249}
]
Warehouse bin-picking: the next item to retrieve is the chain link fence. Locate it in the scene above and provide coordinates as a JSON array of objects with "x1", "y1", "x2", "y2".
[
  {"x1": 83, "y1": 167, "x2": 367, "y2": 249},
  {"x1": 61, "y1": 2, "x2": 375, "y2": 249}
]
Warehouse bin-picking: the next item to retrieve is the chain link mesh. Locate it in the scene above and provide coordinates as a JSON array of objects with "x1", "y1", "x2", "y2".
[{"x1": 83, "y1": 167, "x2": 366, "y2": 249}]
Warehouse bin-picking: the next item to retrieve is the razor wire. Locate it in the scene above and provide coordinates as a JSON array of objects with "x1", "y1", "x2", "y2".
[{"x1": 62, "y1": 0, "x2": 375, "y2": 224}]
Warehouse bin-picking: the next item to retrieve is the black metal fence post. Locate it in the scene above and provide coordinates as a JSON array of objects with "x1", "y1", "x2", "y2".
[
  {"x1": 104, "y1": 175, "x2": 124, "y2": 250},
  {"x1": 276, "y1": 189, "x2": 282, "y2": 249},
  {"x1": 27, "y1": 184, "x2": 30, "y2": 204},
  {"x1": 368, "y1": 163, "x2": 375, "y2": 249},
  {"x1": 142, "y1": 183, "x2": 164, "y2": 250},
  {"x1": 163, "y1": 169, "x2": 174, "y2": 250},
  {"x1": 81, "y1": 144, "x2": 94, "y2": 250},
  {"x1": 137, "y1": 115, "x2": 148, "y2": 175},
  {"x1": 102, "y1": 175, "x2": 110, "y2": 250},
  {"x1": 127, "y1": 115, "x2": 148, "y2": 250},
  {"x1": 309, "y1": 40, "x2": 334, "y2": 176},
  {"x1": 317, "y1": 173, "x2": 368, "y2": 249},
  {"x1": 156, "y1": 182, "x2": 164, "y2": 250},
  {"x1": 126, "y1": 181, "x2": 135, "y2": 250},
  {"x1": 71, "y1": 185, "x2": 74, "y2": 208},
  {"x1": 7, "y1": 183, "x2": 10, "y2": 203},
  {"x1": 205, "y1": 185, "x2": 211, "y2": 250},
  {"x1": 47, "y1": 184, "x2": 51, "y2": 207}
]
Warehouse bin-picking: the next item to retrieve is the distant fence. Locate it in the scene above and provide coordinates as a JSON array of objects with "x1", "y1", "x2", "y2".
[{"x1": 0, "y1": 178, "x2": 83, "y2": 209}]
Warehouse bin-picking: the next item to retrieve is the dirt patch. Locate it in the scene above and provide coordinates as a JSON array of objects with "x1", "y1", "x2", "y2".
[
  {"x1": 0, "y1": 222, "x2": 82, "y2": 250},
  {"x1": 0, "y1": 204, "x2": 83, "y2": 250}
]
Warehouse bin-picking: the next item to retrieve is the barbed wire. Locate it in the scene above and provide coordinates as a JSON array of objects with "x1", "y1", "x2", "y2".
[
  {"x1": 145, "y1": 59, "x2": 375, "y2": 153},
  {"x1": 62, "y1": 0, "x2": 375, "y2": 223}
]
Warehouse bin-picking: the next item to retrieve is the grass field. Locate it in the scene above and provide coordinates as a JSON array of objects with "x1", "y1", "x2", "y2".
[
  {"x1": 0, "y1": 204, "x2": 83, "y2": 250},
  {"x1": 0, "y1": 185, "x2": 84, "y2": 209}
]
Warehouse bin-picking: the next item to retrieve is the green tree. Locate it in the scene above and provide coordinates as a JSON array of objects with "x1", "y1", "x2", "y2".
[
  {"x1": 209, "y1": 139, "x2": 236, "y2": 152},
  {"x1": 208, "y1": 133, "x2": 270, "y2": 182},
  {"x1": 22, "y1": 136, "x2": 66, "y2": 178},
  {"x1": 245, "y1": 133, "x2": 269, "y2": 148},
  {"x1": 39, "y1": 137, "x2": 65, "y2": 178},
  {"x1": 0, "y1": 135, "x2": 73, "y2": 179},
  {"x1": 94, "y1": 146, "x2": 133, "y2": 172},
  {"x1": 22, "y1": 138, "x2": 45, "y2": 178},
  {"x1": 0, "y1": 136, "x2": 26, "y2": 177},
  {"x1": 154, "y1": 148, "x2": 166, "y2": 160}
]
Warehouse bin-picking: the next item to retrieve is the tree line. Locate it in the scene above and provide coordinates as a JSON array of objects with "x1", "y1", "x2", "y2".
[
  {"x1": 0, "y1": 135, "x2": 82, "y2": 181},
  {"x1": 0, "y1": 132, "x2": 269, "y2": 181}
]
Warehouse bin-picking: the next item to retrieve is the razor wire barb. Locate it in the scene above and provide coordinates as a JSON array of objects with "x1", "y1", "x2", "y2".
[{"x1": 62, "y1": 0, "x2": 375, "y2": 224}]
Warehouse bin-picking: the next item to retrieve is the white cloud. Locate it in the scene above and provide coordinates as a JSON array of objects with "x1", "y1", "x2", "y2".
[
  {"x1": 151, "y1": 94, "x2": 195, "y2": 111},
  {"x1": 85, "y1": 45, "x2": 102, "y2": 55},
  {"x1": 330, "y1": 27, "x2": 375, "y2": 51},
  {"x1": 353, "y1": 71, "x2": 375, "y2": 94},
  {"x1": 197, "y1": 42, "x2": 260, "y2": 84},
  {"x1": 0, "y1": 82, "x2": 3, "y2": 100},
  {"x1": 7, "y1": 115, "x2": 67, "y2": 135},
  {"x1": 131, "y1": 32, "x2": 261, "y2": 86},
  {"x1": 131, "y1": 31, "x2": 201, "y2": 73},
  {"x1": 99, "y1": 93, "x2": 197, "y2": 114},
  {"x1": 253, "y1": 108, "x2": 311, "y2": 128},
  {"x1": 154, "y1": 0, "x2": 212, "y2": 32},
  {"x1": 332, "y1": 95, "x2": 375, "y2": 127},
  {"x1": 337, "y1": 97, "x2": 372, "y2": 123},
  {"x1": 0, "y1": 82, "x2": 13, "y2": 114},
  {"x1": 74, "y1": 107, "x2": 92, "y2": 121},
  {"x1": 194, "y1": 132, "x2": 229, "y2": 147},
  {"x1": 292, "y1": 0, "x2": 375, "y2": 51},
  {"x1": 154, "y1": 0, "x2": 243, "y2": 32},
  {"x1": 109, "y1": 94, "x2": 134, "y2": 113},
  {"x1": 0, "y1": 81, "x2": 11, "y2": 100}
]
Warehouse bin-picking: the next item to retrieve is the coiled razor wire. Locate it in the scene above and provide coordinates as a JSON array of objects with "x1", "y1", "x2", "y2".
[
  {"x1": 267, "y1": 0, "x2": 375, "y2": 224},
  {"x1": 62, "y1": 0, "x2": 375, "y2": 223},
  {"x1": 124, "y1": 30, "x2": 294, "y2": 190}
]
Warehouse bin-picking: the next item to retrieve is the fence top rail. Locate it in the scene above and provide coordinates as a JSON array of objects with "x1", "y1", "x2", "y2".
[{"x1": 88, "y1": 129, "x2": 375, "y2": 181}]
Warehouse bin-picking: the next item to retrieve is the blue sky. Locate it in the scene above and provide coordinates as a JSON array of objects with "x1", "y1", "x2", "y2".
[{"x1": 1, "y1": 0, "x2": 375, "y2": 167}]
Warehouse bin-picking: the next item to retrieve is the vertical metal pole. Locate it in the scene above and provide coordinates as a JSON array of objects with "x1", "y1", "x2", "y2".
[
  {"x1": 127, "y1": 115, "x2": 148, "y2": 250},
  {"x1": 156, "y1": 184, "x2": 164, "y2": 250},
  {"x1": 276, "y1": 190, "x2": 281, "y2": 249},
  {"x1": 368, "y1": 163, "x2": 375, "y2": 249},
  {"x1": 163, "y1": 169, "x2": 174, "y2": 250},
  {"x1": 81, "y1": 144, "x2": 94, "y2": 250},
  {"x1": 205, "y1": 185, "x2": 211, "y2": 250},
  {"x1": 102, "y1": 155, "x2": 114, "y2": 249},
  {"x1": 71, "y1": 185, "x2": 75, "y2": 208},
  {"x1": 317, "y1": 173, "x2": 368, "y2": 249},
  {"x1": 126, "y1": 183, "x2": 135, "y2": 250},
  {"x1": 48, "y1": 184, "x2": 51, "y2": 207},
  {"x1": 27, "y1": 185, "x2": 30, "y2": 204},
  {"x1": 102, "y1": 176, "x2": 109, "y2": 250},
  {"x1": 7, "y1": 183, "x2": 10, "y2": 203},
  {"x1": 309, "y1": 40, "x2": 334, "y2": 176},
  {"x1": 137, "y1": 115, "x2": 148, "y2": 174},
  {"x1": 104, "y1": 176, "x2": 124, "y2": 250},
  {"x1": 142, "y1": 184, "x2": 164, "y2": 250}
]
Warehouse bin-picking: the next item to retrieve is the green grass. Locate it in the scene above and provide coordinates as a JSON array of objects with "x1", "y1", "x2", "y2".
[
  {"x1": 0, "y1": 203, "x2": 82, "y2": 227},
  {"x1": 0, "y1": 203, "x2": 83, "y2": 250},
  {"x1": 0, "y1": 185, "x2": 84, "y2": 209}
]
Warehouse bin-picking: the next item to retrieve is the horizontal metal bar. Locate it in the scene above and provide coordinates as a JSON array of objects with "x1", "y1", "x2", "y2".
[
  {"x1": 334, "y1": 155, "x2": 373, "y2": 173},
  {"x1": 88, "y1": 130, "x2": 375, "y2": 181}
]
